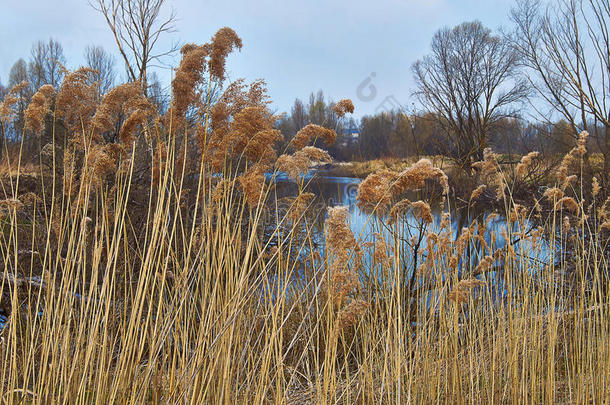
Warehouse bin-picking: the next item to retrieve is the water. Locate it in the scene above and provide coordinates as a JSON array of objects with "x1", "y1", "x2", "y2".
[{"x1": 270, "y1": 173, "x2": 552, "y2": 275}]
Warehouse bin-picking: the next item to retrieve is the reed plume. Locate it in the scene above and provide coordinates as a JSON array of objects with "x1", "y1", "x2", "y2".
[
  {"x1": 391, "y1": 158, "x2": 449, "y2": 196},
  {"x1": 336, "y1": 299, "x2": 369, "y2": 331},
  {"x1": 207, "y1": 80, "x2": 273, "y2": 171},
  {"x1": 229, "y1": 106, "x2": 281, "y2": 167},
  {"x1": 24, "y1": 84, "x2": 55, "y2": 134},
  {"x1": 410, "y1": 200, "x2": 433, "y2": 224},
  {"x1": 356, "y1": 169, "x2": 397, "y2": 215},
  {"x1": 388, "y1": 198, "x2": 412, "y2": 224},
  {"x1": 239, "y1": 165, "x2": 266, "y2": 207},
  {"x1": 332, "y1": 99, "x2": 354, "y2": 118},
  {"x1": 208, "y1": 27, "x2": 242, "y2": 81},
  {"x1": 555, "y1": 196, "x2": 579, "y2": 214},
  {"x1": 290, "y1": 124, "x2": 337, "y2": 150},
  {"x1": 470, "y1": 184, "x2": 486, "y2": 202},
  {"x1": 372, "y1": 233, "x2": 393, "y2": 269},
  {"x1": 91, "y1": 82, "x2": 154, "y2": 144},
  {"x1": 543, "y1": 187, "x2": 564, "y2": 202},
  {"x1": 276, "y1": 146, "x2": 332, "y2": 182},
  {"x1": 448, "y1": 279, "x2": 485, "y2": 305},
  {"x1": 557, "y1": 131, "x2": 588, "y2": 187},
  {"x1": 592, "y1": 177, "x2": 601, "y2": 198},
  {"x1": 515, "y1": 151, "x2": 539, "y2": 179},
  {"x1": 169, "y1": 43, "x2": 209, "y2": 128},
  {"x1": 473, "y1": 148, "x2": 505, "y2": 201},
  {"x1": 326, "y1": 206, "x2": 358, "y2": 254},
  {"x1": 55, "y1": 67, "x2": 98, "y2": 136},
  {"x1": 0, "y1": 81, "x2": 29, "y2": 127}
]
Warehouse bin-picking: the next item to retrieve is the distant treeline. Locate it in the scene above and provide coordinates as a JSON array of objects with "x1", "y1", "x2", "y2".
[{"x1": 276, "y1": 90, "x2": 601, "y2": 162}]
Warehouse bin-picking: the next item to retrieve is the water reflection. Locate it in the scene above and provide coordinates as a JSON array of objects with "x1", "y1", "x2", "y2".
[{"x1": 270, "y1": 173, "x2": 551, "y2": 278}]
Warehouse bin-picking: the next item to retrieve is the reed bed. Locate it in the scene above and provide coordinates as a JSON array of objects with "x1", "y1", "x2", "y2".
[{"x1": 0, "y1": 28, "x2": 608, "y2": 404}]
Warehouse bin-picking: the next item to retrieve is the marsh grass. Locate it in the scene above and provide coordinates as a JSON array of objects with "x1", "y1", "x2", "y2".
[{"x1": 0, "y1": 29, "x2": 609, "y2": 404}]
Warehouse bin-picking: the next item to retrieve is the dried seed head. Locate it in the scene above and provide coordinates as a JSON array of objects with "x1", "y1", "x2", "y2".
[
  {"x1": 25, "y1": 84, "x2": 55, "y2": 134},
  {"x1": 168, "y1": 43, "x2": 209, "y2": 129},
  {"x1": 515, "y1": 151, "x2": 539, "y2": 179},
  {"x1": 473, "y1": 148, "x2": 505, "y2": 201},
  {"x1": 555, "y1": 197, "x2": 579, "y2": 214},
  {"x1": 55, "y1": 67, "x2": 98, "y2": 135},
  {"x1": 470, "y1": 184, "x2": 486, "y2": 202},
  {"x1": 92, "y1": 82, "x2": 155, "y2": 144},
  {"x1": 543, "y1": 187, "x2": 564, "y2": 202},
  {"x1": 336, "y1": 299, "x2": 369, "y2": 331},
  {"x1": 371, "y1": 233, "x2": 394, "y2": 269},
  {"x1": 328, "y1": 264, "x2": 361, "y2": 306},
  {"x1": 212, "y1": 178, "x2": 235, "y2": 204},
  {"x1": 448, "y1": 279, "x2": 486, "y2": 305},
  {"x1": 238, "y1": 165, "x2": 266, "y2": 207},
  {"x1": 209, "y1": 27, "x2": 242, "y2": 81},
  {"x1": 562, "y1": 215, "x2": 571, "y2": 234},
  {"x1": 388, "y1": 198, "x2": 411, "y2": 224},
  {"x1": 410, "y1": 200, "x2": 433, "y2": 224},
  {"x1": 290, "y1": 124, "x2": 337, "y2": 150},
  {"x1": 557, "y1": 131, "x2": 588, "y2": 186},
  {"x1": 474, "y1": 256, "x2": 494, "y2": 276},
  {"x1": 206, "y1": 79, "x2": 276, "y2": 172},
  {"x1": 325, "y1": 206, "x2": 358, "y2": 254},
  {"x1": 356, "y1": 169, "x2": 396, "y2": 215},
  {"x1": 0, "y1": 81, "x2": 30, "y2": 127},
  {"x1": 276, "y1": 146, "x2": 332, "y2": 182},
  {"x1": 391, "y1": 158, "x2": 449, "y2": 196},
  {"x1": 0, "y1": 198, "x2": 25, "y2": 214},
  {"x1": 592, "y1": 177, "x2": 601, "y2": 198},
  {"x1": 332, "y1": 99, "x2": 355, "y2": 118}
]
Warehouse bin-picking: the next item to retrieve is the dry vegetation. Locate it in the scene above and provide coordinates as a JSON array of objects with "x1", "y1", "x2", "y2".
[{"x1": 0, "y1": 27, "x2": 609, "y2": 404}]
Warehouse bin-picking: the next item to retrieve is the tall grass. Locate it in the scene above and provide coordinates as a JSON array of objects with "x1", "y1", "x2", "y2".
[{"x1": 0, "y1": 28, "x2": 609, "y2": 404}]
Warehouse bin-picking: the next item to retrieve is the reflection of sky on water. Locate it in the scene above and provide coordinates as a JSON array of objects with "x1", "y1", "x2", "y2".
[
  {"x1": 271, "y1": 173, "x2": 555, "y2": 310},
  {"x1": 273, "y1": 173, "x2": 552, "y2": 279}
]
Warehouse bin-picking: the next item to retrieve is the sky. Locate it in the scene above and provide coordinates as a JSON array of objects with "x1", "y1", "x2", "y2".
[{"x1": 0, "y1": 0, "x2": 516, "y2": 117}]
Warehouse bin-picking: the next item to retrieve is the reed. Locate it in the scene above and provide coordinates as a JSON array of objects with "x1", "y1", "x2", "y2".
[{"x1": 0, "y1": 28, "x2": 608, "y2": 404}]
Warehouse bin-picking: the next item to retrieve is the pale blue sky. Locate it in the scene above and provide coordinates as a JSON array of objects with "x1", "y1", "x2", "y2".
[{"x1": 1, "y1": 0, "x2": 515, "y2": 116}]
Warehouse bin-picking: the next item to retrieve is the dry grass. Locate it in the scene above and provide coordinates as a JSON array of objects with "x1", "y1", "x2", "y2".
[{"x1": 0, "y1": 29, "x2": 609, "y2": 404}]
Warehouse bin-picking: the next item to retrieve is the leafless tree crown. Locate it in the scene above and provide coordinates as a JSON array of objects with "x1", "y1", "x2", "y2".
[
  {"x1": 413, "y1": 21, "x2": 528, "y2": 167},
  {"x1": 510, "y1": 0, "x2": 610, "y2": 178},
  {"x1": 85, "y1": 45, "x2": 116, "y2": 98},
  {"x1": 91, "y1": 0, "x2": 177, "y2": 93},
  {"x1": 28, "y1": 39, "x2": 66, "y2": 90}
]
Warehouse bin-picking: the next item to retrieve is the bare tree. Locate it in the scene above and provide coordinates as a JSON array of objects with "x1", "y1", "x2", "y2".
[
  {"x1": 28, "y1": 39, "x2": 66, "y2": 90},
  {"x1": 510, "y1": 0, "x2": 610, "y2": 183},
  {"x1": 84, "y1": 45, "x2": 116, "y2": 99},
  {"x1": 291, "y1": 98, "x2": 308, "y2": 133},
  {"x1": 308, "y1": 91, "x2": 326, "y2": 125},
  {"x1": 147, "y1": 71, "x2": 168, "y2": 113},
  {"x1": 7, "y1": 59, "x2": 32, "y2": 139},
  {"x1": 413, "y1": 21, "x2": 529, "y2": 169},
  {"x1": 91, "y1": 0, "x2": 177, "y2": 94}
]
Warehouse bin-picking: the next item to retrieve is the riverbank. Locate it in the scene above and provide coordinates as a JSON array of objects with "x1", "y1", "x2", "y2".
[{"x1": 318, "y1": 156, "x2": 454, "y2": 179}]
